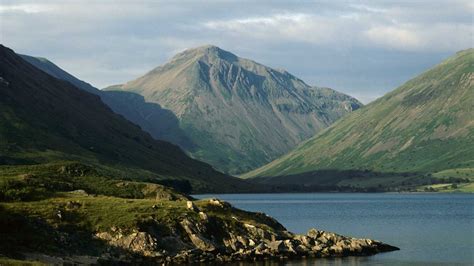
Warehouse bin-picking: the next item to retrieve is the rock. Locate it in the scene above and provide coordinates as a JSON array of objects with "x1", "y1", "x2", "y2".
[
  {"x1": 155, "y1": 190, "x2": 176, "y2": 201},
  {"x1": 180, "y1": 219, "x2": 215, "y2": 251},
  {"x1": 317, "y1": 235, "x2": 329, "y2": 244},
  {"x1": 295, "y1": 244, "x2": 309, "y2": 254},
  {"x1": 294, "y1": 234, "x2": 314, "y2": 247},
  {"x1": 56, "y1": 210, "x2": 62, "y2": 220},
  {"x1": 188, "y1": 234, "x2": 216, "y2": 252},
  {"x1": 248, "y1": 239, "x2": 256, "y2": 247},
  {"x1": 307, "y1": 228, "x2": 320, "y2": 239},
  {"x1": 237, "y1": 236, "x2": 249, "y2": 247},
  {"x1": 329, "y1": 245, "x2": 343, "y2": 255},
  {"x1": 267, "y1": 240, "x2": 283, "y2": 252},
  {"x1": 350, "y1": 242, "x2": 363, "y2": 252},
  {"x1": 208, "y1": 198, "x2": 231, "y2": 208},
  {"x1": 374, "y1": 242, "x2": 400, "y2": 252},
  {"x1": 226, "y1": 239, "x2": 244, "y2": 251},
  {"x1": 244, "y1": 223, "x2": 274, "y2": 241},
  {"x1": 70, "y1": 189, "x2": 88, "y2": 195},
  {"x1": 66, "y1": 201, "x2": 82, "y2": 209},
  {"x1": 186, "y1": 201, "x2": 199, "y2": 212},
  {"x1": 283, "y1": 239, "x2": 297, "y2": 254},
  {"x1": 87, "y1": 200, "x2": 398, "y2": 264},
  {"x1": 311, "y1": 245, "x2": 322, "y2": 252},
  {"x1": 254, "y1": 242, "x2": 267, "y2": 252},
  {"x1": 96, "y1": 231, "x2": 158, "y2": 257},
  {"x1": 198, "y1": 211, "x2": 208, "y2": 220}
]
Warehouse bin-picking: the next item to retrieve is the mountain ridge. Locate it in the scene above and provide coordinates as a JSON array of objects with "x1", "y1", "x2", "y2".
[
  {"x1": 20, "y1": 54, "x2": 196, "y2": 150},
  {"x1": 242, "y1": 48, "x2": 474, "y2": 191},
  {"x1": 106, "y1": 45, "x2": 362, "y2": 174},
  {"x1": 0, "y1": 44, "x2": 255, "y2": 193}
]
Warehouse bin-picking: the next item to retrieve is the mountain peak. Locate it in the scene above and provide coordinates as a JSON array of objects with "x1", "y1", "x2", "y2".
[
  {"x1": 187, "y1": 44, "x2": 224, "y2": 54},
  {"x1": 110, "y1": 45, "x2": 362, "y2": 174},
  {"x1": 170, "y1": 44, "x2": 238, "y2": 64}
]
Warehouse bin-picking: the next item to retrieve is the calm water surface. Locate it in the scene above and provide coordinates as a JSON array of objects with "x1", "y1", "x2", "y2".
[{"x1": 194, "y1": 193, "x2": 474, "y2": 265}]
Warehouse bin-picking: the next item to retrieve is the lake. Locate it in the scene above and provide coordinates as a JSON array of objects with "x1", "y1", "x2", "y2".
[{"x1": 194, "y1": 193, "x2": 474, "y2": 265}]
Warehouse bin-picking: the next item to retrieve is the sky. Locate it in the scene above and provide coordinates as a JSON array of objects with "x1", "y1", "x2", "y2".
[{"x1": 1, "y1": 0, "x2": 472, "y2": 103}]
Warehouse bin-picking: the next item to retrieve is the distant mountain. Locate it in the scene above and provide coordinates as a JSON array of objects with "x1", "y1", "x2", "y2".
[
  {"x1": 20, "y1": 55, "x2": 194, "y2": 150},
  {"x1": 243, "y1": 49, "x2": 474, "y2": 191},
  {"x1": 106, "y1": 45, "x2": 362, "y2": 174},
  {"x1": 0, "y1": 45, "x2": 254, "y2": 193}
]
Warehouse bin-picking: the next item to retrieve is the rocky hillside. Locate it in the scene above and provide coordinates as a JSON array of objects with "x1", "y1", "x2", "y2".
[
  {"x1": 0, "y1": 45, "x2": 254, "y2": 193},
  {"x1": 107, "y1": 45, "x2": 362, "y2": 174},
  {"x1": 0, "y1": 163, "x2": 397, "y2": 264},
  {"x1": 243, "y1": 49, "x2": 474, "y2": 191}
]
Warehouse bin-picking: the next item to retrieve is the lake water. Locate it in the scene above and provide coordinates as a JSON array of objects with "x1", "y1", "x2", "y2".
[{"x1": 194, "y1": 193, "x2": 474, "y2": 265}]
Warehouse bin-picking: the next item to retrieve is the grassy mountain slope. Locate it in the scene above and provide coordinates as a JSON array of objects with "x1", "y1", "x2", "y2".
[
  {"x1": 107, "y1": 45, "x2": 362, "y2": 174},
  {"x1": 243, "y1": 49, "x2": 474, "y2": 191},
  {"x1": 0, "y1": 45, "x2": 254, "y2": 193}
]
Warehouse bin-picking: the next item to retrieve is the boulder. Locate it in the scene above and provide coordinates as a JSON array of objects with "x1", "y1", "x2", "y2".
[
  {"x1": 295, "y1": 244, "x2": 309, "y2": 254},
  {"x1": 307, "y1": 228, "x2": 320, "y2": 239},
  {"x1": 95, "y1": 231, "x2": 159, "y2": 257},
  {"x1": 294, "y1": 234, "x2": 314, "y2": 247},
  {"x1": 186, "y1": 201, "x2": 199, "y2": 212},
  {"x1": 267, "y1": 240, "x2": 285, "y2": 252},
  {"x1": 198, "y1": 211, "x2": 208, "y2": 220},
  {"x1": 208, "y1": 198, "x2": 231, "y2": 208},
  {"x1": 180, "y1": 219, "x2": 215, "y2": 251}
]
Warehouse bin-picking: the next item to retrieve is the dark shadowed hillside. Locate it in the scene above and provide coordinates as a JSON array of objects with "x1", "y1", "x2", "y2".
[{"x1": 0, "y1": 45, "x2": 254, "y2": 193}]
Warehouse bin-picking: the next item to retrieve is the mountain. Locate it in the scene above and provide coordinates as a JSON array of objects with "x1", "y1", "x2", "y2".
[
  {"x1": 0, "y1": 45, "x2": 255, "y2": 193},
  {"x1": 243, "y1": 49, "x2": 474, "y2": 192},
  {"x1": 106, "y1": 45, "x2": 362, "y2": 174},
  {"x1": 20, "y1": 54, "x2": 195, "y2": 150},
  {"x1": 20, "y1": 54, "x2": 99, "y2": 94},
  {"x1": 1, "y1": 45, "x2": 397, "y2": 265}
]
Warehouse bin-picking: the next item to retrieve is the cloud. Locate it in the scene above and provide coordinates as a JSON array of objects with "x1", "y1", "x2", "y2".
[
  {"x1": 365, "y1": 25, "x2": 422, "y2": 50},
  {"x1": 202, "y1": 7, "x2": 472, "y2": 52},
  {"x1": 1, "y1": 1, "x2": 471, "y2": 102},
  {"x1": 203, "y1": 13, "x2": 341, "y2": 45},
  {"x1": 0, "y1": 4, "x2": 54, "y2": 14}
]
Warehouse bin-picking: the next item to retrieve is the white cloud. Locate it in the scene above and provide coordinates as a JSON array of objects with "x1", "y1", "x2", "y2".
[
  {"x1": 202, "y1": 7, "x2": 472, "y2": 52},
  {"x1": 203, "y1": 13, "x2": 343, "y2": 45},
  {"x1": 1, "y1": 1, "x2": 472, "y2": 102},
  {"x1": 0, "y1": 4, "x2": 54, "y2": 13},
  {"x1": 364, "y1": 25, "x2": 422, "y2": 50}
]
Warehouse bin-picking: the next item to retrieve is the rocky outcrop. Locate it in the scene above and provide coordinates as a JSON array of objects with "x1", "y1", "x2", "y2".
[{"x1": 95, "y1": 199, "x2": 399, "y2": 264}]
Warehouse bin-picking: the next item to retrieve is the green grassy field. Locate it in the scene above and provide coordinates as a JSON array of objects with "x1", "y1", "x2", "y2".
[{"x1": 0, "y1": 162, "x2": 284, "y2": 263}]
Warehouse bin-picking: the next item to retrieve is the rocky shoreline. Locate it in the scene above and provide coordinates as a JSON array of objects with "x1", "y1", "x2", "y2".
[{"x1": 92, "y1": 199, "x2": 399, "y2": 264}]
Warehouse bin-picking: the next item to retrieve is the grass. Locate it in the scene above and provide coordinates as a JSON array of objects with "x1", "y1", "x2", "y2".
[
  {"x1": 0, "y1": 162, "x2": 284, "y2": 263},
  {"x1": 0, "y1": 162, "x2": 193, "y2": 260},
  {"x1": 0, "y1": 161, "x2": 194, "y2": 202},
  {"x1": 1, "y1": 193, "x2": 192, "y2": 233},
  {"x1": 243, "y1": 49, "x2": 474, "y2": 192},
  {"x1": 417, "y1": 182, "x2": 474, "y2": 193},
  {"x1": 0, "y1": 257, "x2": 45, "y2": 266},
  {"x1": 334, "y1": 168, "x2": 474, "y2": 192},
  {"x1": 432, "y1": 168, "x2": 474, "y2": 180}
]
